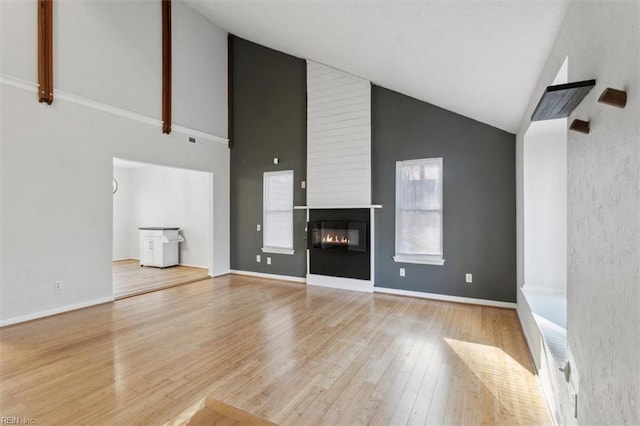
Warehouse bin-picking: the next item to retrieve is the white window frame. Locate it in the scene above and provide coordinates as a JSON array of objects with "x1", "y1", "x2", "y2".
[
  {"x1": 393, "y1": 157, "x2": 445, "y2": 265},
  {"x1": 262, "y1": 170, "x2": 295, "y2": 255}
]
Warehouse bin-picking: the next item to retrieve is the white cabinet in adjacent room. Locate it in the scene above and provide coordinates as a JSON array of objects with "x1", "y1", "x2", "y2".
[{"x1": 138, "y1": 227, "x2": 184, "y2": 268}]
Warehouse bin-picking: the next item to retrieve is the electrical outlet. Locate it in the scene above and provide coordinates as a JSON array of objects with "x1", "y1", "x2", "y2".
[
  {"x1": 267, "y1": 257, "x2": 271, "y2": 265},
  {"x1": 256, "y1": 255, "x2": 261, "y2": 263},
  {"x1": 465, "y1": 273, "x2": 472, "y2": 283},
  {"x1": 301, "y1": 180, "x2": 306, "y2": 189},
  {"x1": 54, "y1": 280, "x2": 62, "y2": 290},
  {"x1": 399, "y1": 268, "x2": 405, "y2": 277},
  {"x1": 257, "y1": 224, "x2": 261, "y2": 231},
  {"x1": 273, "y1": 157, "x2": 279, "y2": 164}
]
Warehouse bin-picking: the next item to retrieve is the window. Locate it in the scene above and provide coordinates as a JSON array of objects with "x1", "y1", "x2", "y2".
[
  {"x1": 262, "y1": 170, "x2": 294, "y2": 255},
  {"x1": 394, "y1": 158, "x2": 444, "y2": 265}
]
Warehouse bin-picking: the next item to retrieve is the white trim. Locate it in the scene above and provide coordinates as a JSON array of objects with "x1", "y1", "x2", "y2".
[
  {"x1": 261, "y1": 247, "x2": 295, "y2": 255},
  {"x1": 370, "y1": 208, "x2": 376, "y2": 287},
  {"x1": 374, "y1": 286, "x2": 516, "y2": 308},
  {"x1": 0, "y1": 296, "x2": 114, "y2": 327},
  {"x1": 306, "y1": 209, "x2": 311, "y2": 277},
  {"x1": 294, "y1": 205, "x2": 382, "y2": 210},
  {"x1": 178, "y1": 262, "x2": 210, "y2": 269},
  {"x1": 395, "y1": 157, "x2": 444, "y2": 262},
  {"x1": 263, "y1": 170, "x2": 295, "y2": 252},
  {"x1": 230, "y1": 270, "x2": 306, "y2": 283},
  {"x1": 172, "y1": 125, "x2": 228, "y2": 145},
  {"x1": 212, "y1": 270, "x2": 231, "y2": 278},
  {"x1": 516, "y1": 292, "x2": 540, "y2": 367},
  {"x1": 307, "y1": 274, "x2": 373, "y2": 293},
  {"x1": 0, "y1": 74, "x2": 228, "y2": 145},
  {"x1": 112, "y1": 257, "x2": 134, "y2": 262},
  {"x1": 56, "y1": 88, "x2": 159, "y2": 126},
  {"x1": 516, "y1": 288, "x2": 561, "y2": 426},
  {"x1": 393, "y1": 255, "x2": 445, "y2": 265},
  {"x1": 0, "y1": 75, "x2": 38, "y2": 93}
]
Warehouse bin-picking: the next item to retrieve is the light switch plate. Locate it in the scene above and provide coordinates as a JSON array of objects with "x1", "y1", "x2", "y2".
[
  {"x1": 465, "y1": 273, "x2": 472, "y2": 283},
  {"x1": 301, "y1": 180, "x2": 306, "y2": 189},
  {"x1": 267, "y1": 257, "x2": 271, "y2": 265},
  {"x1": 399, "y1": 268, "x2": 405, "y2": 277},
  {"x1": 256, "y1": 255, "x2": 261, "y2": 263},
  {"x1": 273, "y1": 157, "x2": 279, "y2": 164},
  {"x1": 257, "y1": 224, "x2": 261, "y2": 231}
]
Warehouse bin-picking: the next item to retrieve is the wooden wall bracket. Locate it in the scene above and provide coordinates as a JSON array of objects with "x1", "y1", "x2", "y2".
[
  {"x1": 569, "y1": 119, "x2": 590, "y2": 135},
  {"x1": 162, "y1": 0, "x2": 172, "y2": 134},
  {"x1": 37, "y1": 0, "x2": 53, "y2": 105},
  {"x1": 598, "y1": 88, "x2": 627, "y2": 109}
]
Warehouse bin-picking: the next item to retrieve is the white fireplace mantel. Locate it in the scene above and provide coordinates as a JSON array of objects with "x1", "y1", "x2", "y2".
[{"x1": 294, "y1": 205, "x2": 382, "y2": 210}]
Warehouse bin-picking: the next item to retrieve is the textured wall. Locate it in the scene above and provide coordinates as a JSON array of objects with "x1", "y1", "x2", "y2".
[
  {"x1": 566, "y1": 3, "x2": 639, "y2": 422},
  {"x1": 372, "y1": 86, "x2": 517, "y2": 302},
  {"x1": 516, "y1": 1, "x2": 640, "y2": 424},
  {"x1": 230, "y1": 37, "x2": 307, "y2": 277}
]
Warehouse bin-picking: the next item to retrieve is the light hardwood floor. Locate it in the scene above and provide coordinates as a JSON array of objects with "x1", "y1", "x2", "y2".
[
  {"x1": 113, "y1": 259, "x2": 210, "y2": 299},
  {"x1": 0, "y1": 275, "x2": 550, "y2": 425}
]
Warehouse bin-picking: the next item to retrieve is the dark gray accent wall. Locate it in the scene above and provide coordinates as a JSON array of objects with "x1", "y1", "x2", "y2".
[
  {"x1": 230, "y1": 37, "x2": 307, "y2": 277},
  {"x1": 372, "y1": 86, "x2": 516, "y2": 302}
]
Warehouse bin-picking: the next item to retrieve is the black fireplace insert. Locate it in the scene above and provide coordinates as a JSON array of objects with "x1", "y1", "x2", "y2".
[{"x1": 307, "y1": 221, "x2": 367, "y2": 252}]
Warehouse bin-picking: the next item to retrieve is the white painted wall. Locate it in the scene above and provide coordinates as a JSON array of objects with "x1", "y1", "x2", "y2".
[
  {"x1": 1, "y1": 0, "x2": 226, "y2": 135},
  {"x1": 0, "y1": 1, "x2": 229, "y2": 325},
  {"x1": 523, "y1": 118, "x2": 567, "y2": 291},
  {"x1": 172, "y1": 2, "x2": 228, "y2": 135},
  {"x1": 306, "y1": 61, "x2": 371, "y2": 207},
  {"x1": 113, "y1": 166, "x2": 134, "y2": 260},
  {"x1": 516, "y1": 1, "x2": 640, "y2": 424},
  {"x1": 113, "y1": 161, "x2": 212, "y2": 269}
]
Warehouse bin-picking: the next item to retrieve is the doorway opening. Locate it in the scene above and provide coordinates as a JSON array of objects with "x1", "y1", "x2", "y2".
[{"x1": 112, "y1": 158, "x2": 214, "y2": 299}]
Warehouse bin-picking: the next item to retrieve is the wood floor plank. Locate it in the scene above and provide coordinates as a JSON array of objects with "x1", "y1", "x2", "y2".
[{"x1": 0, "y1": 275, "x2": 550, "y2": 425}]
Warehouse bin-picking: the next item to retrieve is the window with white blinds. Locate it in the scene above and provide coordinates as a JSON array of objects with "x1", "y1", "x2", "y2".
[
  {"x1": 263, "y1": 170, "x2": 294, "y2": 255},
  {"x1": 393, "y1": 158, "x2": 445, "y2": 265}
]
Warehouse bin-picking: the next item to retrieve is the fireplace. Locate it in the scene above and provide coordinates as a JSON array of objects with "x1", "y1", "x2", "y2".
[
  {"x1": 308, "y1": 221, "x2": 367, "y2": 252},
  {"x1": 308, "y1": 209, "x2": 370, "y2": 280}
]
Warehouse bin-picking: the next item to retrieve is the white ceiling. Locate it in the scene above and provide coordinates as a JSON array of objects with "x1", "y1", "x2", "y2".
[{"x1": 187, "y1": 1, "x2": 570, "y2": 133}]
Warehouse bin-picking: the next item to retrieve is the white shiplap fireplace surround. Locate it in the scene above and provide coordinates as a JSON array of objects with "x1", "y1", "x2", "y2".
[{"x1": 297, "y1": 61, "x2": 380, "y2": 292}]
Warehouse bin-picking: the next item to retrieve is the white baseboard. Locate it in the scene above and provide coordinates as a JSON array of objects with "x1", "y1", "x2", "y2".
[
  {"x1": 112, "y1": 259, "x2": 209, "y2": 271},
  {"x1": 212, "y1": 270, "x2": 231, "y2": 278},
  {"x1": 230, "y1": 270, "x2": 306, "y2": 283},
  {"x1": 374, "y1": 287, "x2": 516, "y2": 308},
  {"x1": 0, "y1": 296, "x2": 114, "y2": 327},
  {"x1": 517, "y1": 288, "x2": 539, "y2": 364},
  {"x1": 307, "y1": 274, "x2": 373, "y2": 293},
  {"x1": 178, "y1": 263, "x2": 209, "y2": 270}
]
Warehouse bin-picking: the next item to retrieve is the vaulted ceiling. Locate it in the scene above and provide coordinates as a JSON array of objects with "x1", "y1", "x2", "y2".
[{"x1": 187, "y1": 1, "x2": 570, "y2": 133}]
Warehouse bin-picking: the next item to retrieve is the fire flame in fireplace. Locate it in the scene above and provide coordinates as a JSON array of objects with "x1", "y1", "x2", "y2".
[{"x1": 322, "y1": 233, "x2": 350, "y2": 244}]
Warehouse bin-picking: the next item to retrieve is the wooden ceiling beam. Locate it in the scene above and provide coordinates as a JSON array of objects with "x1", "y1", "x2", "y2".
[
  {"x1": 37, "y1": 0, "x2": 53, "y2": 105},
  {"x1": 162, "y1": 0, "x2": 172, "y2": 134},
  {"x1": 228, "y1": 34, "x2": 234, "y2": 149}
]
